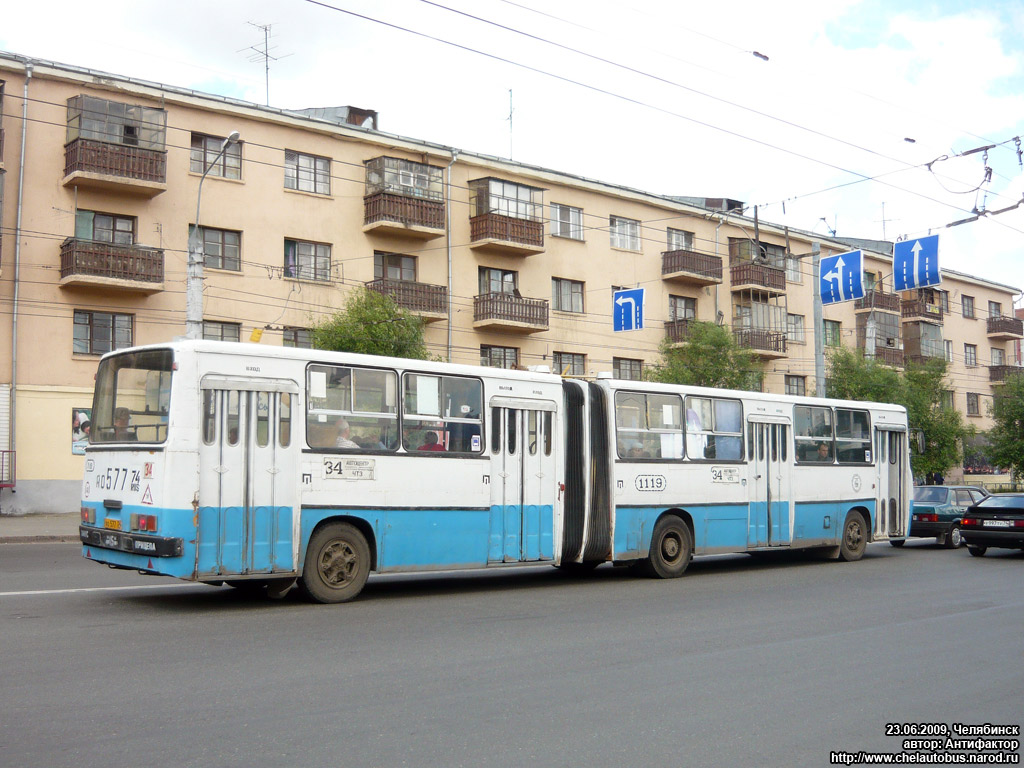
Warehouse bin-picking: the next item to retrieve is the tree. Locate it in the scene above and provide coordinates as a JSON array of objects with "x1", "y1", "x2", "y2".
[
  {"x1": 647, "y1": 321, "x2": 761, "y2": 390},
  {"x1": 986, "y1": 371, "x2": 1024, "y2": 478},
  {"x1": 312, "y1": 288, "x2": 430, "y2": 359},
  {"x1": 824, "y1": 346, "x2": 903, "y2": 404}
]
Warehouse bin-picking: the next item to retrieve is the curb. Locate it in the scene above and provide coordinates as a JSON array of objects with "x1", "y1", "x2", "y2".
[{"x1": 0, "y1": 534, "x2": 82, "y2": 544}]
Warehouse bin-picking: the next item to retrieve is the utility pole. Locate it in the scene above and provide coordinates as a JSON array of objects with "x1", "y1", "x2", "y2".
[{"x1": 812, "y1": 242, "x2": 825, "y2": 397}]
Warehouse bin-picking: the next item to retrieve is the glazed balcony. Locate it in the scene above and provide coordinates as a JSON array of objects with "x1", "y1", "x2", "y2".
[
  {"x1": 729, "y1": 262, "x2": 786, "y2": 295},
  {"x1": 59, "y1": 238, "x2": 164, "y2": 293},
  {"x1": 986, "y1": 315, "x2": 1024, "y2": 341},
  {"x1": 662, "y1": 250, "x2": 723, "y2": 286},
  {"x1": 733, "y1": 328, "x2": 787, "y2": 359},
  {"x1": 854, "y1": 290, "x2": 901, "y2": 314},
  {"x1": 901, "y1": 298, "x2": 943, "y2": 324},
  {"x1": 469, "y1": 213, "x2": 545, "y2": 256},
  {"x1": 473, "y1": 292, "x2": 548, "y2": 333},
  {"x1": 366, "y1": 278, "x2": 447, "y2": 321},
  {"x1": 63, "y1": 138, "x2": 167, "y2": 196},
  {"x1": 362, "y1": 192, "x2": 445, "y2": 239}
]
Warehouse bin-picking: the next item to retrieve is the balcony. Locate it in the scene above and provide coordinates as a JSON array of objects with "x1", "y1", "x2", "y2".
[
  {"x1": 473, "y1": 292, "x2": 548, "y2": 333},
  {"x1": 366, "y1": 278, "x2": 447, "y2": 321},
  {"x1": 868, "y1": 345, "x2": 905, "y2": 368},
  {"x1": 665, "y1": 318, "x2": 696, "y2": 345},
  {"x1": 901, "y1": 298, "x2": 943, "y2": 324},
  {"x1": 733, "y1": 328, "x2": 787, "y2": 359},
  {"x1": 854, "y1": 290, "x2": 901, "y2": 314},
  {"x1": 59, "y1": 238, "x2": 164, "y2": 293},
  {"x1": 729, "y1": 262, "x2": 786, "y2": 295},
  {"x1": 362, "y1": 192, "x2": 445, "y2": 239},
  {"x1": 986, "y1": 315, "x2": 1024, "y2": 341},
  {"x1": 662, "y1": 250, "x2": 723, "y2": 286},
  {"x1": 469, "y1": 213, "x2": 545, "y2": 256},
  {"x1": 63, "y1": 138, "x2": 167, "y2": 196},
  {"x1": 989, "y1": 365, "x2": 1023, "y2": 384}
]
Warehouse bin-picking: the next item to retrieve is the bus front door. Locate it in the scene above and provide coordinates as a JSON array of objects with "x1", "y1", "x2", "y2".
[
  {"x1": 748, "y1": 419, "x2": 793, "y2": 548},
  {"x1": 489, "y1": 404, "x2": 556, "y2": 563},
  {"x1": 875, "y1": 428, "x2": 908, "y2": 539},
  {"x1": 197, "y1": 382, "x2": 298, "y2": 577}
]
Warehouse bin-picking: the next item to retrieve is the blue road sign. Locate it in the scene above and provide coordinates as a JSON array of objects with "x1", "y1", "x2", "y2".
[
  {"x1": 893, "y1": 235, "x2": 940, "y2": 291},
  {"x1": 819, "y1": 250, "x2": 865, "y2": 306},
  {"x1": 613, "y1": 288, "x2": 645, "y2": 332}
]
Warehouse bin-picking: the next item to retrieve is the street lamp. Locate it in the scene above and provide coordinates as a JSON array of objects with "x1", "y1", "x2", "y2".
[{"x1": 186, "y1": 130, "x2": 240, "y2": 340}]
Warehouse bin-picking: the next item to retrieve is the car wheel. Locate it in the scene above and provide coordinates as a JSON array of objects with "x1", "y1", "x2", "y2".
[
  {"x1": 944, "y1": 524, "x2": 962, "y2": 549},
  {"x1": 967, "y1": 545, "x2": 987, "y2": 558}
]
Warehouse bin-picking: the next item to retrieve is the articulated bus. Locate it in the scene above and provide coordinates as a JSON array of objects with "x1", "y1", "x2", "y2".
[{"x1": 79, "y1": 341, "x2": 911, "y2": 602}]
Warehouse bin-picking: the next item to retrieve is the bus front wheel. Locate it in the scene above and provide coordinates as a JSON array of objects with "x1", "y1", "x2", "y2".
[
  {"x1": 839, "y1": 511, "x2": 867, "y2": 562},
  {"x1": 642, "y1": 515, "x2": 692, "y2": 579},
  {"x1": 301, "y1": 522, "x2": 371, "y2": 603}
]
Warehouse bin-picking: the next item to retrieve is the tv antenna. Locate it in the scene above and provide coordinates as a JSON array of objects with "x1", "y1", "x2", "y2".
[{"x1": 240, "y1": 22, "x2": 292, "y2": 105}]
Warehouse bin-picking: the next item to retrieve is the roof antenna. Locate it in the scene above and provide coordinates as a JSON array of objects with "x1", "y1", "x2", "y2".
[{"x1": 241, "y1": 22, "x2": 292, "y2": 106}]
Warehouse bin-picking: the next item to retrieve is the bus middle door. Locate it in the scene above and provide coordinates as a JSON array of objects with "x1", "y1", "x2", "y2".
[{"x1": 747, "y1": 417, "x2": 793, "y2": 548}]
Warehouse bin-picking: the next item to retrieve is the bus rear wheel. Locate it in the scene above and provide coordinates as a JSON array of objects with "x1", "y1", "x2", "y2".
[
  {"x1": 839, "y1": 511, "x2": 867, "y2": 562},
  {"x1": 642, "y1": 515, "x2": 692, "y2": 578},
  {"x1": 300, "y1": 522, "x2": 371, "y2": 603}
]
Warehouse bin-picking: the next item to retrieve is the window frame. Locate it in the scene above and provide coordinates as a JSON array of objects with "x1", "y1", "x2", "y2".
[
  {"x1": 551, "y1": 203, "x2": 584, "y2": 240},
  {"x1": 284, "y1": 239, "x2": 332, "y2": 282},
  {"x1": 374, "y1": 252, "x2": 416, "y2": 282},
  {"x1": 551, "y1": 277, "x2": 585, "y2": 313},
  {"x1": 481, "y1": 345, "x2": 519, "y2": 369},
  {"x1": 552, "y1": 351, "x2": 586, "y2": 377},
  {"x1": 190, "y1": 132, "x2": 242, "y2": 179},
  {"x1": 962, "y1": 295, "x2": 975, "y2": 319},
  {"x1": 284, "y1": 149, "x2": 331, "y2": 195},
  {"x1": 73, "y1": 310, "x2": 133, "y2": 356},
  {"x1": 609, "y1": 215, "x2": 641, "y2": 251},
  {"x1": 193, "y1": 225, "x2": 241, "y2": 271},
  {"x1": 202, "y1": 321, "x2": 241, "y2": 342},
  {"x1": 613, "y1": 357, "x2": 642, "y2": 380}
]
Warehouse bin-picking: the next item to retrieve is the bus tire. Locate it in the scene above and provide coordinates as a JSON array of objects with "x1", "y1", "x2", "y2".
[
  {"x1": 300, "y1": 522, "x2": 371, "y2": 603},
  {"x1": 839, "y1": 511, "x2": 867, "y2": 562},
  {"x1": 642, "y1": 515, "x2": 692, "y2": 579}
]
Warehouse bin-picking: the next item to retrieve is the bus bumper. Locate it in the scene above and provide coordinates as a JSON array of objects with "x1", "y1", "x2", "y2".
[{"x1": 80, "y1": 525, "x2": 184, "y2": 558}]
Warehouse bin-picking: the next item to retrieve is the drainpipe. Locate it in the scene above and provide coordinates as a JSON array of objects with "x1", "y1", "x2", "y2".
[
  {"x1": 10, "y1": 59, "x2": 33, "y2": 469},
  {"x1": 445, "y1": 148, "x2": 460, "y2": 363}
]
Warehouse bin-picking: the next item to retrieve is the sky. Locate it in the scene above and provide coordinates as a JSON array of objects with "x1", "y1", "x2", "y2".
[{"x1": 4, "y1": 0, "x2": 1024, "y2": 302}]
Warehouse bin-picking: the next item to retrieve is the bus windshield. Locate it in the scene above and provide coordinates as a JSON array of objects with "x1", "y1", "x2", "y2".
[{"x1": 91, "y1": 349, "x2": 174, "y2": 444}]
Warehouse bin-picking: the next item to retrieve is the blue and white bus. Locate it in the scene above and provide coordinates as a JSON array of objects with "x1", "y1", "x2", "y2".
[{"x1": 79, "y1": 341, "x2": 911, "y2": 602}]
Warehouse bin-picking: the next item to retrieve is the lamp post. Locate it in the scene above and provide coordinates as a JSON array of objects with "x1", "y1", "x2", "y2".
[{"x1": 186, "y1": 130, "x2": 240, "y2": 340}]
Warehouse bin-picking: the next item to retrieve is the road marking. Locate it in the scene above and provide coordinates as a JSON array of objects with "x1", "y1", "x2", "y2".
[{"x1": 0, "y1": 583, "x2": 218, "y2": 598}]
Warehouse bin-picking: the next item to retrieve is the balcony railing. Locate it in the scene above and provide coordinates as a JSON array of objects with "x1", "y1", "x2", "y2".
[
  {"x1": 474, "y1": 292, "x2": 548, "y2": 330},
  {"x1": 869, "y1": 345, "x2": 905, "y2": 367},
  {"x1": 469, "y1": 212, "x2": 544, "y2": 253},
  {"x1": 901, "y1": 299, "x2": 943, "y2": 324},
  {"x1": 64, "y1": 137, "x2": 167, "y2": 185},
  {"x1": 366, "y1": 278, "x2": 447, "y2": 317},
  {"x1": 60, "y1": 238, "x2": 164, "y2": 290},
  {"x1": 986, "y1": 315, "x2": 1024, "y2": 339},
  {"x1": 730, "y1": 262, "x2": 786, "y2": 293},
  {"x1": 665, "y1": 318, "x2": 695, "y2": 343},
  {"x1": 662, "y1": 250, "x2": 723, "y2": 284},
  {"x1": 363, "y1": 191, "x2": 445, "y2": 235},
  {"x1": 733, "y1": 328, "x2": 787, "y2": 356},
  {"x1": 854, "y1": 290, "x2": 901, "y2": 313},
  {"x1": 989, "y1": 365, "x2": 1023, "y2": 383}
]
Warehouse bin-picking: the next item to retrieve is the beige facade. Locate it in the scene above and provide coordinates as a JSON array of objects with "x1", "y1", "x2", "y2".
[{"x1": 0, "y1": 53, "x2": 1020, "y2": 512}]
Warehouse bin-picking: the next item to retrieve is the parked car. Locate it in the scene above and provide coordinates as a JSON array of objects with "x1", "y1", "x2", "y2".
[
  {"x1": 961, "y1": 493, "x2": 1024, "y2": 557},
  {"x1": 893, "y1": 485, "x2": 991, "y2": 548}
]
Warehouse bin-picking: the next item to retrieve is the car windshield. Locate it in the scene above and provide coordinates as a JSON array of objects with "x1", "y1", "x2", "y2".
[
  {"x1": 914, "y1": 487, "x2": 948, "y2": 503},
  {"x1": 976, "y1": 495, "x2": 1024, "y2": 509}
]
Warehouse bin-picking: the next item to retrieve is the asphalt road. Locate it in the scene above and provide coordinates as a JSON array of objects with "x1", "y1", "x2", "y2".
[{"x1": 1, "y1": 540, "x2": 1021, "y2": 768}]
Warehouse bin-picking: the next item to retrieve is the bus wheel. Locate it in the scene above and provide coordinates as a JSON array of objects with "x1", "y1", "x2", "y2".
[
  {"x1": 642, "y1": 515, "x2": 692, "y2": 579},
  {"x1": 301, "y1": 522, "x2": 371, "y2": 603},
  {"x1": 839, "y1": 511, "x2": 867, "y2": 562}
]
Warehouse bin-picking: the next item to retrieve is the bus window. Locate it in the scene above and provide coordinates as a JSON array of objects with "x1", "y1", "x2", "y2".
[
  {"x1": 543, "y1": 412, "x2": 553, "y2": 456},
  {"x1": 307, "y1": 364, "x2": 398, "y2": 451},
  {"x1": 491, "y1": 408, "x2": 501, "y2": 454},
  {"x1": 402, "y1": 373, "x2": 482, "y2": 453},
  {"x1": 684, "y1": 396, "x2": 743, "y2": 461},
  {"x1": 226, "y1": 391, "x2": 240, "y2": 445},
  {"x1": 615, "y1": 391, "x2": 682, "y2": 459},
  {"x1": 835, "y1": 408, "x2": 871, "y2": 464},
  {"x1": 507, "y1": 410, "x2": 517, "y2": 455},
  {"x1": 256, "y1": 392, "x2": 270, "y2": 448},
  {"x1": 202, "y1": 390, "x2": 217, "y2": 445},
  {"x1": 528, "y1": 410, "x2": 538, "y2": 455},
  {"x1": 794, "y1": 405, "x2": 833, "y2": 463},
  {"x1": 279, "y1": 393, "x2": 291, "y2": 448},
  {"x1": 91, "y1": 348, "x2": 173, "y2": 444},
  {"x1": 780, "y1": 425, "x2": 787, "y2": 462}
]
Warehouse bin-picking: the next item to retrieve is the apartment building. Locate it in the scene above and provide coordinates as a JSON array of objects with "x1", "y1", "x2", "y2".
[{"x1": 0, "y1": 52, "x2": 1020, "y2": 512}]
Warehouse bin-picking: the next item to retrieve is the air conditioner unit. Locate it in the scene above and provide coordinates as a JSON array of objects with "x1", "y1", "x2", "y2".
[{"x1": 885, "y1": 338, "x2": 896, "y2": 348}]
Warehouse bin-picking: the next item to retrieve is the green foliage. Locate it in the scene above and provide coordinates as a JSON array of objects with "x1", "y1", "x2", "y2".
[
  {"x1": 824, "y1": 346, "x2": 903, "y2": 403},
  {"x1": 987, "y1": 372, "x2": 1024, "y2": 478},
  {"x1": 311, "y1": 288, "x2": 429, "y2": 360},
  {"x1": 646, "y1": 321, "x2": 762, "y2": 390}
]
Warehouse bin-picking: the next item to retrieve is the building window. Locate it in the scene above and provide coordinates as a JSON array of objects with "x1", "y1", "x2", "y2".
[
  {"x1": 667, "y1": 228, "x2": 693, "y2": 251},
  {"x1": 203, "y1": 321, "x2": 241, "y2": 342},
  {"x1": 552, "y1": 278, "x2": 584, "y2": 313},
  {"x1": 962, "y1": 295, "x2": 975, "y2": 319},
  {"x1": 992, "y1": 347, "x2": 1005, "y2": 366},
  {"x1": 824, "y1": 320, "x2": 841, "y2": 347},
  {"x1": 669, "y1": 295, "x2": 696, "y2": 321},
  {"x1": 610, "y1": 215, "x2": 641, "y2": 251},
  {"x1": 944, "y1": 339, "x2": 953, "y2": 362},
  {"x1": 75, "y1": 210, "x2": 134, "y2": 244},
  {"x1": 941, "y1": 390, "x2": 954, "y2": 410},
  {"x1": 374, "y1": 252, "x2": 416, "y2": 282},
  {"x1": 73, "y1": 310, "x2": 132, "y2": 355},
  {"x1": 481, "y1": 345, "x2": 519, "y2": 369},
  {"x1": 551, "y1": 203, "x2": 584, "y2": 240},
  {"x1": 66, "y1": 95, "x2": 166, "y2": 149},
  {"x1": 284, "y1": 239, "x2": 331, "y2": 282},
  {"x1": 190, "y1": 133, "x2": 241, "y2": 179},
  {"x1": 787, "y1": 314, "x2": 806, "y2": 344},
  {"x1": 786, "y1": 254, "x2": 803, "y2": 283},
  {"x1": 283, "y1": 328, "x2": 313, "y2": 348},
  {"x1": 785, "y1": 375, "x2": 806, "y2": 396},
  {"x1": 965, "y1": 344, "x2": 977, "y2": 367},
  {"x1": 863, "y1": 271, "x2": 877, "y2": 293},
  {"x1": 284, "y1": 150, "x2": 331, "y2": 195},
  {"x1": 469, "y1": 178, "x2": 543, "y2": 220},
  {"x1": 966, "y1": 392, "x2": 980, "y2": 416},
  {"x1": 937, "y1": 290, "x2": 949, "y2": 313},
  {"x1": 553, "y1": 351, "x2": 586, "y2": 376},
  {"x1": 989, "y1": 301, "x2": 1002, "y2": 318},
  {"x1": 613, "y1": 357, "x2": 642, "y2": 380},
  {"x1": 479, "y1": 267, "x2": 517, "y2": 295},
  {"x1": 365, "y1": 156, "x2": 443, "y2": 200},
  {"x1": 192, "y1": 226, "x2": 241, "y2": 271}
]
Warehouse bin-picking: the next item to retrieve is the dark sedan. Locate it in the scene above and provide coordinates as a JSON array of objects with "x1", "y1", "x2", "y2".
[
  {"x1": 895, "y1": 485, "x2": 990, "y2": 548},
  {"x1": 961, "y1": 493, "x2": 1024, "y2": 557}
]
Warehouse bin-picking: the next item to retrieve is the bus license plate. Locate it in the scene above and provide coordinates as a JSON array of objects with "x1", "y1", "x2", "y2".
[
  {"x1": 104, "y1": 518, "x2": 122, "y2": 530},
  {"x1": 983, "y1": 520, "x2": 1011, "y2": 528}
]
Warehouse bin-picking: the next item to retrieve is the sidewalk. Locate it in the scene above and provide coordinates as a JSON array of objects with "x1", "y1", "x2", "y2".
[{"x1": 0, "y1": 513, "x2": 82, "y2": 543}]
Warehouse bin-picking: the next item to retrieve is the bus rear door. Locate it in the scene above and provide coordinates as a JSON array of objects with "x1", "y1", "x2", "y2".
[
  {"x1": 197, "y1": 377, "x2": 299, "y2": 578},
  {"x1": 748, "y1": 417, "x2": 793, "y2": 547},
  {"x1": 875, "y1": 427, "x2": 908, "y2": 539}
]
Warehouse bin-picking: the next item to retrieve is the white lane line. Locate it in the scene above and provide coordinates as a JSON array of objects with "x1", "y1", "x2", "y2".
[{"x1": 0, "y1": 583, "x2": 219, "y2": 597}]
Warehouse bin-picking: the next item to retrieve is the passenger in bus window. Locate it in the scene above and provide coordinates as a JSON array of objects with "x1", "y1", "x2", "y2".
[
  {"x1": 417, "y1": 431, "x2": 446, "y2": 452},
  {"x1": 113, "y1": 407, "x2": 137, "y2": 441},
  {"x1": 816, "y1": 442, "x2": 832, "y2": 462},
  {"x1": 335, "y1": 418, "x2": 359, "y2": 449}
]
